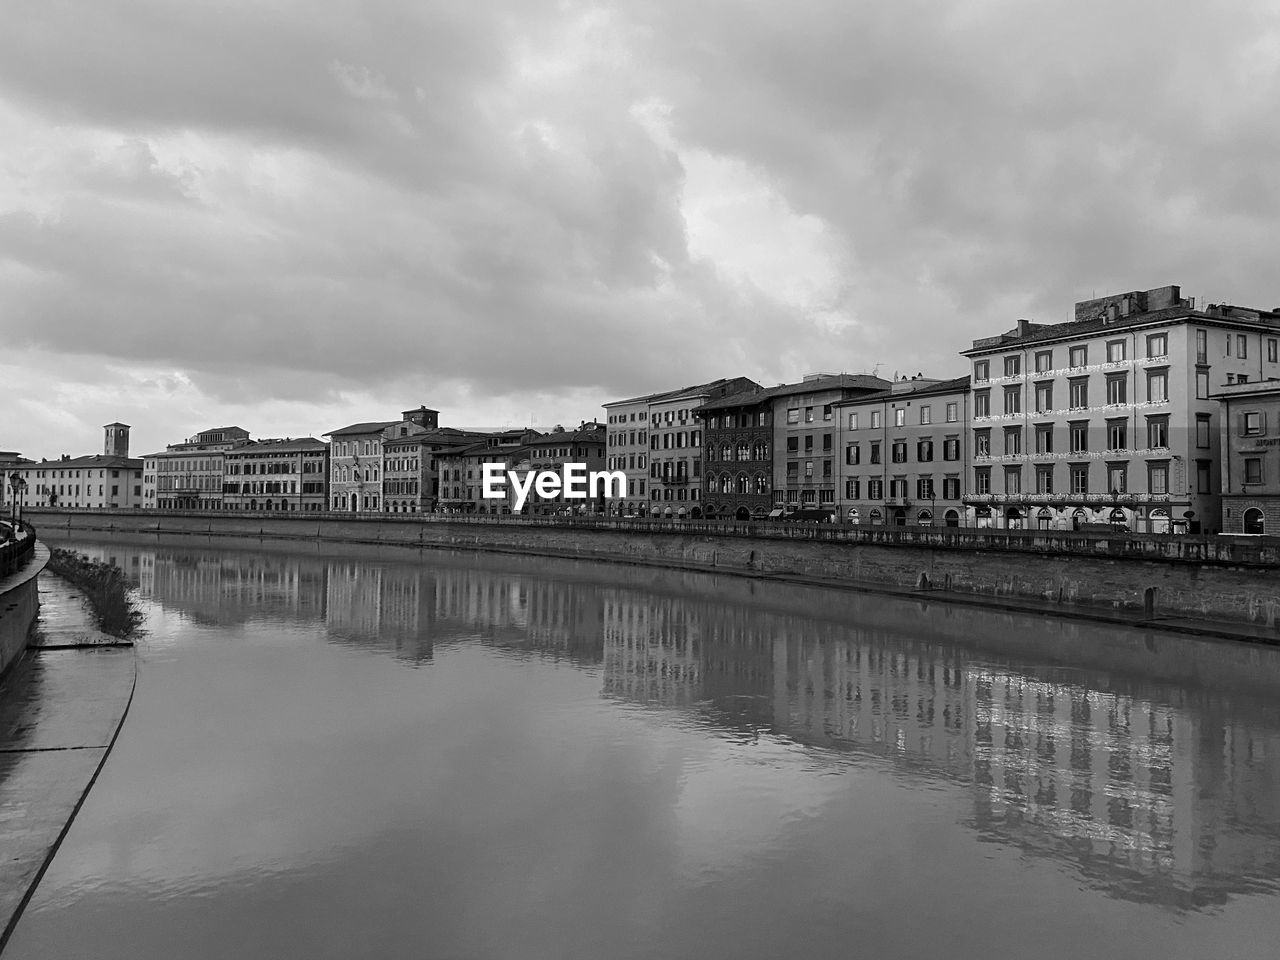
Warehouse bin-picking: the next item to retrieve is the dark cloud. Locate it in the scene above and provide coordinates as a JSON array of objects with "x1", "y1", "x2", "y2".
[{"x1": 2, "y1": 0, "x2": 1279, "y2": 456}]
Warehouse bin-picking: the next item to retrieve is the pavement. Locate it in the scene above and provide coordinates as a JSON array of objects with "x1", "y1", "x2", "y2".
[{"x1": 0, "y1": 550, "x2": 136, "y2": 952}]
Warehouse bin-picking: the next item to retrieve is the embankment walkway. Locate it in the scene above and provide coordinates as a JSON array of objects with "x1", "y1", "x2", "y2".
[{"x1": 0, "y1": 545, "x2": 136, "y2": 952}]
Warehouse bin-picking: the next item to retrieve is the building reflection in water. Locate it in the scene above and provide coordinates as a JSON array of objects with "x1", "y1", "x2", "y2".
[{"x1": 55, "y1": 536, "x2": 1280, "y2": 909}]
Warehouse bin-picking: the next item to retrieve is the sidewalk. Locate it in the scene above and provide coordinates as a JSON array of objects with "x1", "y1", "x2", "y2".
[{"x1": 0, "y1": 554, "x2": 137, "y2": 951}]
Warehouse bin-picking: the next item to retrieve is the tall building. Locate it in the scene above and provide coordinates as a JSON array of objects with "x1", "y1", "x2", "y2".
[
  {"x1": 502, "y1": 423, "x2": 608, "y2": 515},
  {"x1": 142, "y1": 426, "x2": 251, "y2": 510},
  {"x1": 222, "y1": 438, "x2": 329, "y2": 512},
  {"x1": 604, "y1": 377, "x2": 757, "y2": 518},
  {"x1": 1213, "y1": 380, "x2": 1280, "y2": 535},
  {"x1": 698, "y1": 386, "x2": 778, "y2": 521},
  {"x1": 769, "y1": 374, "x2": 891, "y2": 513},
  {"x1": 833, "y1": 375, "x2": 970, "y2": 526},
  {"x1": 325, "y1": 419, "x2": 398, "y2": 513},
  {"x1": 11, "y1": 424, "x2": 144, "y2": 509},
  {"x1": 381, "y1": 408, "x2": 487, "y2": 513},
  {"x1": 961, "y1": 285, "x2": 1280, "y2": 533},
  {"x1": 435, "y1": 429, "x2": 529, "y2": 513}
]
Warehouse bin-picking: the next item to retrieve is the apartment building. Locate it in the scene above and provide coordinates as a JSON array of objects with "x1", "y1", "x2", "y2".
[
  {"x1": 222, "y1": 438, "x2": 329, "y2": 512},
  {"x1": 962, "y1": 285, "x2": 1280, "y2": 533},
  {"x1": 697, "y1": 386, "x2": 777, "y2": 520},
  {"x1": 833, "y1": 375, "x2": 970, "y2": 525},
  {"x1": 142, "y1": 425, "x2": 250, "y2": 510},
  {"x1": 436, "y1": 429, "x2": 529, "y2": 513},
  {"x1": 770, "y1": 374, "x2": 891, "y2": 513},
  {"x1": 1214, "y1": 380, "x2": 1280, "y2": 535},
  {"x1": 503, "y1": 423, "x2": 608, "y2": 515},
  {"x1": 12, "y1": 424, "x2": 144, "y2": 510}
]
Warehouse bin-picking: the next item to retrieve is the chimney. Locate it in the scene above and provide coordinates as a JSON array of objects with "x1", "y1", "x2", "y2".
[{"x1": 1017, "y1": 319, "x2": 1031, "y2": 336}]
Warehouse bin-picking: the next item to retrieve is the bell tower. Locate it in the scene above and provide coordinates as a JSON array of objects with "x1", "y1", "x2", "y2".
[{"x1": 103, "y1": 422, "x2": 131, "y2": 458}]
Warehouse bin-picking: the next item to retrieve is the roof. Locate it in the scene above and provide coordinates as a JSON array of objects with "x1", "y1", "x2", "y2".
[
  {"x1": 698, "y1": 374, "x2": 891, "y2": 412},
  {"x1": 225, "y1": 437, "x2": 328, "y2": 456},
  {"x1": 324, "y1": 420, "x2": 398, "y2": 437},
  {"x1": 833, "y1": 375, "x2": 971, "y2": 406},
  {"x1": 964, "y1": 303, "x2": 1280, "y2": 355},
  {"x1": 603, "y1": 377, "x2": 759, "y2": 408},
  {"x1": 23, "y1": 455, "x2": 142, "y2": 470}
]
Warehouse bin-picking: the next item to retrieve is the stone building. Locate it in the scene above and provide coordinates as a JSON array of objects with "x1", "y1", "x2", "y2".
[
  {"x1": 12, "y1": 424, "x2": 144, "y2": 510},
  {"x1": 436, "y1": 429, "x2": 529, "y2": 514},
  {"x1": 502, "y1": 423, "x2": 608, "y2": 515},
  {"x1": 222, "y1": 438, "x2": 329, "y2": 512},
  {"x1": 142, "y1": 426, "x2": 250, "y2": 510},
  {"x1": 961, "y1": 285, "x2": 1280, "y2": 533},
  {"x1": 697, "y1": 386, "x2": 777, "y2": 521},
  {"x1": 833, "y1": 375, "x2": 970, "y2": 526},
  {"x1": 1214, "y1": 379, "x2": 1280, "y2": 535},
  {"x1": 770, "y1": 374, "x2": 891, "y2": 515}
]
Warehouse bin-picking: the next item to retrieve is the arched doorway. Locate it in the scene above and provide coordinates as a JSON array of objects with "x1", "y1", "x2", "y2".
[
  {"x1": 1072, "y1": 508, "x2": 1087, "y2": 531},
  {"x1": 350, "y1": 493, "x2": 358, "y2": 512},
  {"x1": 975, "y1": 506, "x2": 992, "y2": 528},
  {"x1": 1109, "y1": 507, "x2": 1128, "y2": 529},
  {"x1": 890, "y1": 507, "x2": 906, "y2": 526},
  {"x1": 1150, "y1": 508, "x2": 1170, "y2": 534},
  {"x1": 1036, "y1": 507, "x2": 1052, "y2": 531},
  {"x1": 1006, "y1": 507, "x2": 1024, "y2": 530},
  {"x1": 944, "y1": 509, "x2": 960, "y2": 527},
  {"x1": 735, "y1": 506, "x2": 750, "y2": 521},
  {"x1": 847, "y1": 507, "x2": 860, "y2": 525},
  {"x1": 916, "y1": 509, "x2": 933, "y2": 527},
  {"x1": 1244, "y1": 508, "x2": 1265, "y2": 535},
  {"x1": 869, "y1": 508, "x2": 883, "y2": 525},
  {"x1": 690, "y1": 506, "x2": 702, "y2": 519}
]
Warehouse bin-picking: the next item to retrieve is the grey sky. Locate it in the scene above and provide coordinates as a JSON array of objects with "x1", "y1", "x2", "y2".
[{"x1": 2, "y1": 0, "x2": 1278, "y2": 458}]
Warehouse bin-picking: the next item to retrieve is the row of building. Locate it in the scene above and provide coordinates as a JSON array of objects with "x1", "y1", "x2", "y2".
[{"x1": 4, "y1": 283, "x2": 1280, "y2": 534}]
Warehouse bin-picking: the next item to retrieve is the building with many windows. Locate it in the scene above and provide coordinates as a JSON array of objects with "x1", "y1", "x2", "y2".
[
  {"x1": 962, "y1": 285, "x2": 1280, "y2": 532},
  {"x1": 1214, "y1": 380, "x2": 1280, "y2": 535},
  {"x1": 12, "y1": 424, "x2": 144, "y2": 510},
  {"x1": 502, "y1": 423, "x2": 608, "y2": 515},
  {"x1": 436, "y1": 429, "x2": 529, "y2": 513},
  {"x1": 222, "y1": 438, "x2": 329, "y2": 512},
  {"x1": 325, "y1": 415, "x2": 404, "y2": 513},
  {"x1": 697, "y1": 386, "x2": 778, "y2": 520},
  {"x1": 142, "y1": 426, "x2": 251, "y2": 510},
  {"x1": 770, "y1": 374, "x2": 890, "y2": 513},
  {"x1": 834, "y1": 375, "x2": 970, "y2": 526}
]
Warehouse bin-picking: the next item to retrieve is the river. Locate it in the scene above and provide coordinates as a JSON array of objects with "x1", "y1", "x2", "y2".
[{"x1": 7, "y1": 535, "x2": 1280, "y2": 959}]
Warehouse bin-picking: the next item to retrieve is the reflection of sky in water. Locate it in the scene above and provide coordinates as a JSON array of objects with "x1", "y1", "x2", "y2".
[{"x1": 10, "y1": 535, "x2": 1280, "y2": 960}]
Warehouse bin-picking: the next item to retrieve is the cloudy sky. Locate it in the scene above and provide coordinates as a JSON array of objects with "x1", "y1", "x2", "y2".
[{"x1": 3, "y1": 0, "x2": 1279, "y2": 459}]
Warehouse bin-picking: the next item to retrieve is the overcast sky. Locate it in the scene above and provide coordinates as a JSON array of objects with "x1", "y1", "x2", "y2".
[{"x1": 3, "y1": 0, "x2": 1279, "y2": 459}]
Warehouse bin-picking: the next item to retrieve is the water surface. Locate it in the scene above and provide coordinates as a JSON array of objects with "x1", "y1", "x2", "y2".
[{"x1": 8, "y1": 536, "x2": 1280, "y2": 959}]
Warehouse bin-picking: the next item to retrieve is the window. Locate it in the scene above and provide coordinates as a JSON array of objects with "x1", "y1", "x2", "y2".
[
  {"x1": 1196, "y1": 330, "x2": 1208, "y2": 363},
  {"x1": 943, "y1": 477, "x2": 960, "y2": 500},
  {"x1": 846, "y1": 478, "x2": 860, "y2": 499},
  {"x1": 1146, "y1": 333, "x2": 1167, "y2": 358},
  {"x1": 943, "y1": 437, "x2": 959, "y2": 461},
  {"x1": 1034, "y1": 351, "x2": 1053, "y2": 373},
  {"x1": 889, "y1": 477, "x2": 908, "y2": 499},
  {"x1": 1149, "y1": 463, "x2": 1169, "y2": 495},
  {"x1": 1004, "y1": 466, "x2": 1022, "y2": 494},
  {"x1": 1227, "y1": 334, "x2": 1232, "y2": 357},
  {"x1": 823, "y1": 404, "x2": 833, "y2": 421},
  {"x1": 1196, "y1": 369, "x2": 1210, "y2": 399},
  {"x1": 1004, "y1": 356, "x2": 1021, "y2": 376},
  {"x1": 846, "y1": 444, "x2": 861, "y2": 465},
  {"x1": 1196, "y1": 414, "x2": 1211, "y2": 448},
  {"x1": 804, "y1": 461, "x2": 814, "y2": 478},
  {"x1": 1238, "y1": 334, "x2": 1248, "y2": 359},
  {"x1": 868, "y1": 478, "x2": 884, "y2": 500},
  {"x1": 787, "y1": 408, "x2": 800, "y2": 424},
  {"x1": 1003, "y1": 386, "x2": 1020, "y2": 414},
  {"x1": 1034, "y1": 382, "x2": 1052, "y2": 413},
  {"x1": 946, "y1": 402, "x2": 958, "y2": 422},
  {"x1": 1036, "y1": 465, "x2": 1054, "y2": 494},
  {"x1": 1106, "y1": 340, "x2": 1126, "y2": 363},
  {"x1": 1069, "y1": 377, "x2": 1089, "y2": 409},
  {"x1": 871, "y1": 410, "x2": 882, "y2": 429},
  {"x1": 1106, "y1": 374, "x2": 1127, "y2": 405},
  {"x1": 974, "y1": 468, "x2": 991, "y2": 495},
  {"x1": 870, "y1": 442, "x2": 882, "y2": 465},
  {"x1": 848, "y1": 413, "x2": 859, "y2": 430},
  {"x1": 803, "y1": 435, "x2": 814, "y2": 453},
  {"x1": 1245, "y1": 458, "x2": 1263, "y2": 484},
  {"x1": 1106, "y1": 419, "x2": 1127, "y2": 451},
  {"x1": 974, "y1": 429, "x2": 991, "y2": 456},
  {"x1": 1197, "y1": 460, "x2": 1212, "y2": 494},
  {"x1": 894, "y1": 408, "x2": 906, "y2": 427},
  {"x1": 1070, "y1": 464, "x2": 1089, "y2": 495},
  {"x1": 917, "y1": 477, "x2": 935, "y2": 500},
  {"x1": 974, "y1": 360, "x2": 990, "y2": 382},
  {"x1": 1147, "y1": 416, "x2": 1169, "y2": 449},
  {"x1": 920, "y1": 405, "x2": 932, "y2": 425},
  {"x1": 918, "y1": 439, "x2": 934, "y2": 462},
  {"x1": 892, "y1": 441, "x2": 908, "y2": 463},
  {"x1": 974, "y1": 391, "x2": 990, "y2": 417},
  {"x1": 1069, "y1": 345, "x2": 1087, "y2": 368},
  {"x1": 1004, "y1": 427, "x2": 1022, "y2": 455},
  {"x1": 805, "y1": 407, "x2": 814, "y2": 423},
  {"x1": 786, "y1": 437, "x2": 799, "y2": 454},
  {"x1": 1270, "y1": 339, "x2": 1278, "y2": 363},
  {"x1": 1146, "y1": 369, "x2": 1168, "y2": 403},
  {"x1": 1107, "y1": 463, "x2": 1128, "y2": 494},
  {"x1": 1243, "y1": 411, "x2": 1265, "y2": 436},
  {"x1": 822, "y1": 460, "x2": 833, "y2": 478},
  {"x1": 1035, "y1": 424, "x2": 1053, "y2": 454}
]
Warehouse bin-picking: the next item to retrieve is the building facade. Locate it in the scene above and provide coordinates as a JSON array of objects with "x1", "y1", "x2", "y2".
[
  {"x1": 12, "y1": 424, "x2": 144, "y2": 509},
  {"x1": 962, "y1": 286, "x2": 1280, "y2": 533},
  {"x1": 222, "y1": 438, "x2": 329, "y2": 512},
  {"x1": 770, "y1": 374, "x2": 891, "y2": 514},
  {"x1": 325, "y1": 420, "x2": 396, "y2": 513},
  {"x1": 436, "y1": 430, "x2": 529, "y2": 513},
  {"x1": 1214, "y1": 380, "x2": 1280, "y2": 535},
  {"x1": 833, "y1": 376, "x2": 970, "y2": 526},
  {"x1": 143, "y1": 426, "x2": 250, "y2": 510},
  {"x1": 698, "y1": 387, "x2": 776, "y2": 520},
  {"x1": 503, "y1": 423, "x2": 608, "y2": 515}
]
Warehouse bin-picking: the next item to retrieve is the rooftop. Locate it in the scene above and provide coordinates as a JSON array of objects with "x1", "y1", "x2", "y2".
[
  {"x1": 833, "y1": 375, "x2": 971, "y2": 406},
  {"x1": 697, "y1": 373, "x2": 890, "y2": 412}
]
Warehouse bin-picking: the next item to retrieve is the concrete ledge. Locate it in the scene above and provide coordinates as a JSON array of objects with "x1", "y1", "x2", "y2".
[{"x1": 0, "y1": 542, "x2": 50, "y2": 679}]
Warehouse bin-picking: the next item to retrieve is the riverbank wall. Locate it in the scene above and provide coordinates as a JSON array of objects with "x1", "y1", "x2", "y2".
[
  {"x1": 0, "y1": 529, "x2": 44, "y2": 678},
  {"x1": 26, "y1": 508, "x2": 1280, "y2": 633}
]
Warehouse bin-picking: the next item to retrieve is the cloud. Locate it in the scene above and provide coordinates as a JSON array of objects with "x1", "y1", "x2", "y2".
[{"x1": 2, "y1": 0, "x2": 1279, "y2": 456}]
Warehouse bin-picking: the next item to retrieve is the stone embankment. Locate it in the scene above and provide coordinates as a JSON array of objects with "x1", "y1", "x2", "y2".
[{"x1": 25, "y1": 508, "x2": 1280, "y2": 636}]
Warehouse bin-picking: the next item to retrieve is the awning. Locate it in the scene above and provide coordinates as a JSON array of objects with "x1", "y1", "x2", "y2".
[{"x1": 767, "y1": 508, "x2": 785, "y2": 518}]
